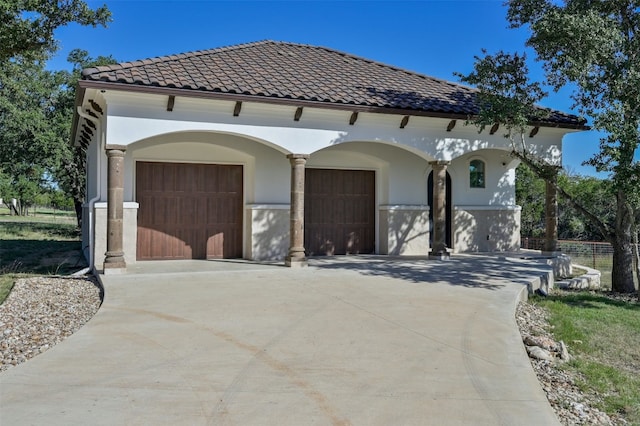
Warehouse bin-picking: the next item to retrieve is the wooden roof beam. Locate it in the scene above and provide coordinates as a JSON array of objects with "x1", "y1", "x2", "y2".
[
  {"x1": 233, "y1": 101, "x2": 242, "y2": 117},
  {"x1": 529, "y1": 126, "x2": 540, "y2": 138},
  {"x1": 446, "y1": 119, "x2": 456, "y2": 132},
  {"x1": 490, "y1": 123, "x2": 499, "y2": 135},
  {"x1": 349, "y1": 111, "x2": 358, "y2": 125},
  {"x1": 400, "y1": 115, "x2": 410, "y2": 129},
  {"x1": 294, "y1": 107, "x2": 303, "y2": 121},
  {"x1": 88, "y1": 99, "x2": 103, "y2": 115},
  {"x1": 167, "y1": 95, "x2": 175, "y2": 112},
  {"x1": 82, "y1": 124, "x2": 93, "y2": 136}
]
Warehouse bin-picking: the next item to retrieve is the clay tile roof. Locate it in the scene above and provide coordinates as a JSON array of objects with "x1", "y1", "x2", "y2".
[{"x1": 81, "y1": 40, "x2": 585, "y2": 127}]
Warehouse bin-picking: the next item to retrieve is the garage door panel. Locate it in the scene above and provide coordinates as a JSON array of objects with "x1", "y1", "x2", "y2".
[
  {"x1": 219, "y1": 167, "x2": 231, "y2": 193},
  {"x1": 206, "y1": 198, "x2": 218, "y2": 223},
  {"x1": 137, "y1": 162, "x2": 243, "y2": 261},
  {"x1": 206, "y1": 232, "x2": 224, "y2": 259},
  {"x1": 229, "y1": 166, "x2": 243, "y2": 192},
  {"x1": 305, "y1": 169, "x2": 375, "y2": 256},
  {"x1": 160, "y1": 163, "x2": 175, "y2": 193}
]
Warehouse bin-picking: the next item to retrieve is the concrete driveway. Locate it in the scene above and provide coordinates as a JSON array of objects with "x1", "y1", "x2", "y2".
[{"x1": 0, "y1": 255, "x2": 559, "y2": 425}]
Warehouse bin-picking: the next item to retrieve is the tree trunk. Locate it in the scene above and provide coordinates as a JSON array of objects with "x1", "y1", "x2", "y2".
[
  {"x1": 633, "y1": 229, "x2": 640, "y2": 299},
  {"x1": 74, "y1": 199, "x2": 82, "y2": 228},
  {"x1": 612, "y1": 190, "x2": 636, "y2": 293}
]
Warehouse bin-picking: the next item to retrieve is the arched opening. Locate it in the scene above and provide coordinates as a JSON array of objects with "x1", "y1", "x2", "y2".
[
  {"x1": 304, "y1": 141, "x2": 432, "y2": 257},
  {"x1": 128, "y1": 131, "x2": 288, "y2": 262}
]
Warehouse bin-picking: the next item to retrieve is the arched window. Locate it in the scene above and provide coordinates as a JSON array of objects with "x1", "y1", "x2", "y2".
[{"x1": 469, "y1": 159, "x2": 485, "y2": 188}]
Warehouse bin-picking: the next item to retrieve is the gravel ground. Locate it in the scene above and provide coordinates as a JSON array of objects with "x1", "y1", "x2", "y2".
[
  {"x1": 0, "y1": 275, "x2": 630, "y2": 424},
  {"x1": 516, "y1": 300, "x2": 623, "y2": 425},
  {"x1": 0, "y1": 276, "x2": 102, "y2": 372}
]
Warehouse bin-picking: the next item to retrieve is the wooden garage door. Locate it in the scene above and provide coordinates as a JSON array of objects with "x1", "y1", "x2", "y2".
[
  {"x1": 136, "y1": 162, "x2": 243, "y2": 260},
  {"x1": 305, "y1": 169, "x2": 375, "y2": 256}
]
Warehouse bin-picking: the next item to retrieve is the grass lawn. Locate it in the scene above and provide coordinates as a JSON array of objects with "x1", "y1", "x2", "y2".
[
  {"x1": 531, "y1": 290, "x2": 640, "y2": 424},
  {"x1": 0, "y1": 209, "x2": 86, "y2": 304}
]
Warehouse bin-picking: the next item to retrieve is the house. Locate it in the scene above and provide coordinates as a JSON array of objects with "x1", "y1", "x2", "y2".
[{"x1": 71, "y1": 40, "x2": 585, "y2": 273}]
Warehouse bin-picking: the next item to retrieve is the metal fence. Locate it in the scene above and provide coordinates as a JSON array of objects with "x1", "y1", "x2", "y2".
[{"x1": 521, "y1": 238, "x2": 624, "y2": 288}]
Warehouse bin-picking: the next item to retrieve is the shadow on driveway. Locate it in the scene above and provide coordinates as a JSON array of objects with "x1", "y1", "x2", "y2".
[{"x1": 310, "y1": 254, "x2": 550, "y2": 291}]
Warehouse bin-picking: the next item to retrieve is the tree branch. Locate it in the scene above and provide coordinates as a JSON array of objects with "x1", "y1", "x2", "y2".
[{"x1": 510, "y1": 149, "x2": 615, "y2": 241}]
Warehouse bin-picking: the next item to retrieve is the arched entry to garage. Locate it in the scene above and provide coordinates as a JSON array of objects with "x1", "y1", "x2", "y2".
[
  {"x1": 130, "y1": 130, "x2": 291, "y2": 262},
  {"x1": 303, "y1": 140, "x2": 434, "y2": 257},
  {"x1": 428, "y1": 171, "x2": 452, "y2": 249},
  {"x1": 136, "y1": 161, "x2": 243, "y2": 260},
  {"x1": 304, "y1": 168, "x2": 376, "y2": 256}
]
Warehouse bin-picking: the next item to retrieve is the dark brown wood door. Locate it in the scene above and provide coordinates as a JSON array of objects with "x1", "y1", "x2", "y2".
[
  {"x1": 305, "y1": 169, "x2": 375, "y2": 256},
  {"x1": 136, "y1": 162, "x2": 243, "y2": 260}
]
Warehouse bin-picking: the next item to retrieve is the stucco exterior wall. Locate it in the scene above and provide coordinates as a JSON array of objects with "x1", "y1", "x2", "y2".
[
  {"x1": 380, "y1": 205, "x2": 430, "y2": 255},
  {"x1": 450, "y1": 150, "x2": 520, "y2": 206},
  {"x1": 453, "y1": 206, "x2": 521, "y2": 252},
  {"x1": 101, "y1": 91, "x2": 565, "y2": 165},
  {"x1": 246, "y1": 205, "x2": 289, "y2": 261}
]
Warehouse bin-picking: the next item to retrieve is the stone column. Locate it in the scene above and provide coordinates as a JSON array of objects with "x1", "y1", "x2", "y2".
[
  {"x1": 429, "y1": 160, "x2": 451, "y2": 260},
  {"x1": 285, "y1": 154, "x2": 310, "y2": 267},
  {"x1": 543, "y1": 167, "x2": 560, "y2": 255},
  {"x1": 103, "y1": 145, "x2": 127, "y2": 273}
]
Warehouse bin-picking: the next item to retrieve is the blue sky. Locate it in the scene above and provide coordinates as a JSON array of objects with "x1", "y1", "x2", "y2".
[{"x1": 48, "y1": 0, "x2": 617, "y2": 176}]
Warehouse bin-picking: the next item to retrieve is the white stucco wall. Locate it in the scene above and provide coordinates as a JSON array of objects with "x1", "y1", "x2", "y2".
[
  {"x1": 453, "y1": 206, "x2": 522, "y2": 252},
  {"x1": 450, "y1": 150, "x2": 521, "y2": 206},
  {"x1": 246, "y1": 204, "x2": 289, "y2": 261},
  {"x1": 379, "y1": 205, "x2": 430, "y2": 255},
  {"x1": 100, "y1": 90, "x2": 566, "y2": 164}
]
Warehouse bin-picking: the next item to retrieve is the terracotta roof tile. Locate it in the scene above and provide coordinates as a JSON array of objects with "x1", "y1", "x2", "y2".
[{"x1": 82, "y1": 40, "x2": 584, "y2": 127}]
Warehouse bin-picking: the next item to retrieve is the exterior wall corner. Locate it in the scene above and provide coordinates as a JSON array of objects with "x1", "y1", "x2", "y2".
[{"x1": 94, "y1": 202, "x2": 139, "y2": 270}]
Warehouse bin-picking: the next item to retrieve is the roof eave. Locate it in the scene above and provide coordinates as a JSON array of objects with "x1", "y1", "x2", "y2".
[
  {"x1": 70, "y1": 84, "x2": 87, "y2": 146},
  {"x1": 78, "y1": 80, "x2": 588, "y2": 131}
]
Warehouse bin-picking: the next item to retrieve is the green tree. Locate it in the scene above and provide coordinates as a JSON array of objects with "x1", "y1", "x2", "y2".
[
  {"x1": 0, "y1": 58, "x2": 67, "y2": 214},
  {"x1": 516, "y1": 164, "x2": 614, "y2": 242},
  {"x1": 0, "y1": 0, "x2": 111, "y2": 62},
  {"x1": 516, "y1": 164, "x2": 545, "y2": 238},
  {"x1": 0, "y1": 0, "x2": 112, "y2": 223},
  {"x1": 559, "y1": 174, "x2": 616, "y2": 241},
  {"x1": 459, "y1": 48, "x2": 637, "y2": 293},
  {"x1": 506, "y1": 0, "x2": 639, "y2": 293}
]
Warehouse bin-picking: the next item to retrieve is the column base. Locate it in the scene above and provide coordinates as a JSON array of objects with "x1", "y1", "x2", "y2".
[
  {"x1": 428, "y1": 251, "x2": 451, "y2": 261},
  {"x1": 103, "y1": 251, "x2": 126, "y2": 273},
  {"x1": 102, "y1": 264, "x2": 127, "y2": 275},
  {"x1": 285, "y1": 256, "x2": 308, "y2": 268}
]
